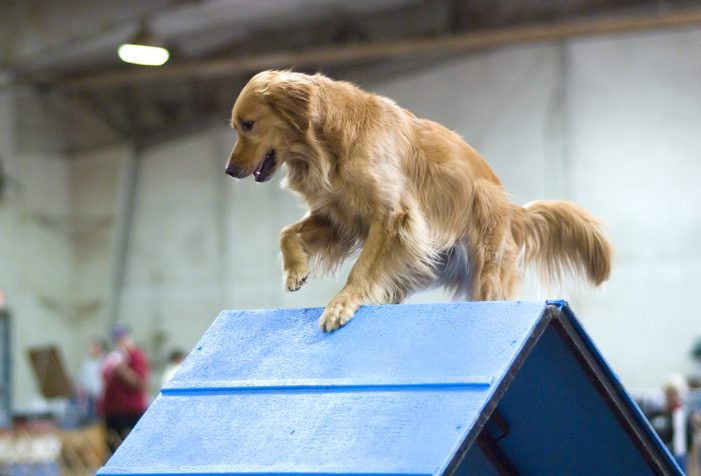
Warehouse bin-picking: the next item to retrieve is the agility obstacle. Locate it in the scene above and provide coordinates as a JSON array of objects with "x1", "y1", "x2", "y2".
[{"x1": 98, "y1": 301, "x2": 681, "y2": 475}]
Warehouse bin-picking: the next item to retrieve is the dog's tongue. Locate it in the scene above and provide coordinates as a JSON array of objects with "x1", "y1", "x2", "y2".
[{"x1": 254, "y1": 150, "x2": 275, "y2": 182}]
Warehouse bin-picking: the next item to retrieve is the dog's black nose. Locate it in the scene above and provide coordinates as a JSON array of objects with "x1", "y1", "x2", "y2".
[{"x1": 225, "y1": 164, "x2": 238, "y2": 177}]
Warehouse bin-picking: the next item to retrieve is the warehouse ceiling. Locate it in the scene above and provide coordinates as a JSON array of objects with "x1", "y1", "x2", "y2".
[{"x1": 2, "y1": 0, "x2": 701, "y2": 152}]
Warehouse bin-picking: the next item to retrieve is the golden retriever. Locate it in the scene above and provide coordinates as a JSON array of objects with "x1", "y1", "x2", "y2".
[{"x1": 226, "y1": 70, "x2": 613, "y2": 332}]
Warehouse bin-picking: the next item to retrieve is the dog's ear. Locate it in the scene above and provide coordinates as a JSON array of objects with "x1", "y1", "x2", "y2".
[{"x1": 262, "y1": 73, "x2": 312, "y2": 133}]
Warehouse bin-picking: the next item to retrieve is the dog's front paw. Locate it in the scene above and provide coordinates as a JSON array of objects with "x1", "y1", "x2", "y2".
[
  {"x1": 284, "y1": 263, "x2": 309, "y2": 292},
  {"x1": 319, "y1": 293, "x2": 361, "y2": 332}
]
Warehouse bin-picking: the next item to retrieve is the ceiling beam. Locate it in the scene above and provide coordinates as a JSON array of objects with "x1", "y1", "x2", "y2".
[{"x1": 60, "y1": 6, "x2": 701, "y2": 90}]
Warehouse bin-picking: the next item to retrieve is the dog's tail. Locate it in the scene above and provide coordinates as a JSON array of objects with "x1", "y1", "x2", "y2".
[{"x1": 511, "y1": 201, "x2": 613, "y2": 287}]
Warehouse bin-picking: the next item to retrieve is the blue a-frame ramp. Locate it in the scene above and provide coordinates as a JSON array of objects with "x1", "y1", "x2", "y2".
[{"x1": 98, "y1": 301, "x2": 682, "y2": 475}]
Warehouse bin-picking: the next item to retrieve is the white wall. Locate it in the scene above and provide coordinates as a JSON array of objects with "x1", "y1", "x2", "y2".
[
  {"x1": 119, "y1": 134, "x2": 230, "y2": 365},
  {"x1": 0, "y1": 90, "x2": 75, "y2": 411},
  {"x1": 69, "y1": 146, "x2": 128, "y2": 371},
  {"x1": 6, "y1": 25, "x2": 701, "y2": 408},
  {"x1": 565, "y1": 27, "x2": 701, "y2": 384}
]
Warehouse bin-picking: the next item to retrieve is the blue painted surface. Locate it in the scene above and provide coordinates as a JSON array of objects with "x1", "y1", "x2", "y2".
[
  {"x1": 554, "y1": 301, "x2": 675, "y2": 465},
  {"x1": 98, "y1": 301, "x2": 680, "y2": 475},
  {"x1": 166, "y1": 302, "x2": 544, "y2": 392},
  {"x1": 100, "y1": 301, "x2": 546, "y2": 475},
  {"x1": 480, "y1": 325, "x2": 654, "y2": 475}
]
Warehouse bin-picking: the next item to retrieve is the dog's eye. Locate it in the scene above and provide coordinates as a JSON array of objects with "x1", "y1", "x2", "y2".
[{"x1": 241, "y1": 120, "x2": 254, "y2": 132}]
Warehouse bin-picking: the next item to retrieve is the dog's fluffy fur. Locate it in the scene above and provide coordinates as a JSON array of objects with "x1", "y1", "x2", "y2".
[{"x1": 226, "y1": 70, "x2": 613, "y2": 331}]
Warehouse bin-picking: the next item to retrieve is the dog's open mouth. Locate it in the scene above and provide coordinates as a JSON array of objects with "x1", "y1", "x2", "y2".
[{"x1": 253, "y1": 149, "x2": 276, "y2": 182}]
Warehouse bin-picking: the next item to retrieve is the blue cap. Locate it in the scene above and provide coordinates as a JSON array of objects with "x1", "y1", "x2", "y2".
[{"x1": 111, "y1": 325, "x2": 130, "y2": 341}]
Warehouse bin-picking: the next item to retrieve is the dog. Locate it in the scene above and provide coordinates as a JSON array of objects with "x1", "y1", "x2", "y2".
[{"x1": 226, "y1": 70, "x2": 613, "y2": 332}]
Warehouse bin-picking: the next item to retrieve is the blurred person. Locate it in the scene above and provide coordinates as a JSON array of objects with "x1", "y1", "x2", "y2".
[
  {"x1": 689, "y1": 340, "x2": 701, "y2": 476},
  {"x1": 646, "y1": 374, "x2": 694, "y2": 471},
  {"x1": 77, "y1": 337, "x2": 108, "y2": 422},
  {"x1": 160, "y1": 348, "x2": 186, "y2": 387},
  {"x1": 101, "y1": 326, "x2": 149, "y2": 451},
  {"x1": 690, "y1": 338, "x2": 701, "y2": 388}
]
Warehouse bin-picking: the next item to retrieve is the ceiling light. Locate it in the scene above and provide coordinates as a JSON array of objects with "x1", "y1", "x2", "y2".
[{"x1": 118, "y1": 25, "x2": 170, "y2": 66}]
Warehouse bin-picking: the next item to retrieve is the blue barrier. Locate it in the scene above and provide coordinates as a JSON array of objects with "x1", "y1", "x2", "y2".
[{"x1": 98, "y1": 301, "x2": 682, "y2": 475}]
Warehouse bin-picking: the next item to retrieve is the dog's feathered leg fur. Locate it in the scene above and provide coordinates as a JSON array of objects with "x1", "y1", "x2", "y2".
[
  {"x1": 319, "y1": 206, "x2": 437, "y2": 331},
  {"x1": 463, "y1": 182, "x2": 521, "y2": 301}
]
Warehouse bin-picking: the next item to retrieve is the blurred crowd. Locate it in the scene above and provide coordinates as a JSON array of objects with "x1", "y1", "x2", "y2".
[{"x1": 635, "y1": 338, "x2": 701, "y2": 475}]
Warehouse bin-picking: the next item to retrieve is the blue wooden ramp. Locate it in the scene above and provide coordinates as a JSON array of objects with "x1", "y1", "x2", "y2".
[{"x1": 98, "y1": 301, "x2": 681, "y2": 475}]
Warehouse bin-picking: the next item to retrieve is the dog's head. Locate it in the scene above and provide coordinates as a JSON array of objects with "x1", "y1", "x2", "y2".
[{"x1": 226, "y1": 70, "x2": 312, "y2": 182}]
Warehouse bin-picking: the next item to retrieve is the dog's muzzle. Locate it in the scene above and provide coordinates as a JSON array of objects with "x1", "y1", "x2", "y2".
[{"x1": 225, "y1": 149, "x2": 276, "y2": 181}]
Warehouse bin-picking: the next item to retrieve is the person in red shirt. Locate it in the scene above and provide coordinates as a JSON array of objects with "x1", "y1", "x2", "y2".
[{"x1": 101, "y1": 326, "x2": 150, "y2": 451}]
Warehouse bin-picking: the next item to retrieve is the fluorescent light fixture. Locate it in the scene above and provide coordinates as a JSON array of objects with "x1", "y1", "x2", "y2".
[
  {"x1": 118, "y1": 24, "x2": 170, "y2": 66},
  {"x1": 118, "y1": 43, "x2": 170, "y2": 66}
]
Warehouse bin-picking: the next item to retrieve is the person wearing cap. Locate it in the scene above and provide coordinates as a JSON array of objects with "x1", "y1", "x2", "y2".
[{"x1": 101, "y1": 325, "x2": 150, "y2": 451}]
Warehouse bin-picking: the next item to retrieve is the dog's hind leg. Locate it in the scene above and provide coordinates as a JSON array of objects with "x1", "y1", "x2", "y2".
[
  {"x1": 465, "y1": 186, "x2": 518, "y2": 301},
  {"x1": 469, "y1": 237, "x2": 514, "y2": 301}
]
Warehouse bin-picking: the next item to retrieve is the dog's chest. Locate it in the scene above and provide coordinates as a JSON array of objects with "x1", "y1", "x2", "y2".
[
  {"x1": 290, "y1": 163, "x2": 380, "y2": 236},
  {"x1": 310, "y1": 186, "x2": 374, "y2": 236}
]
